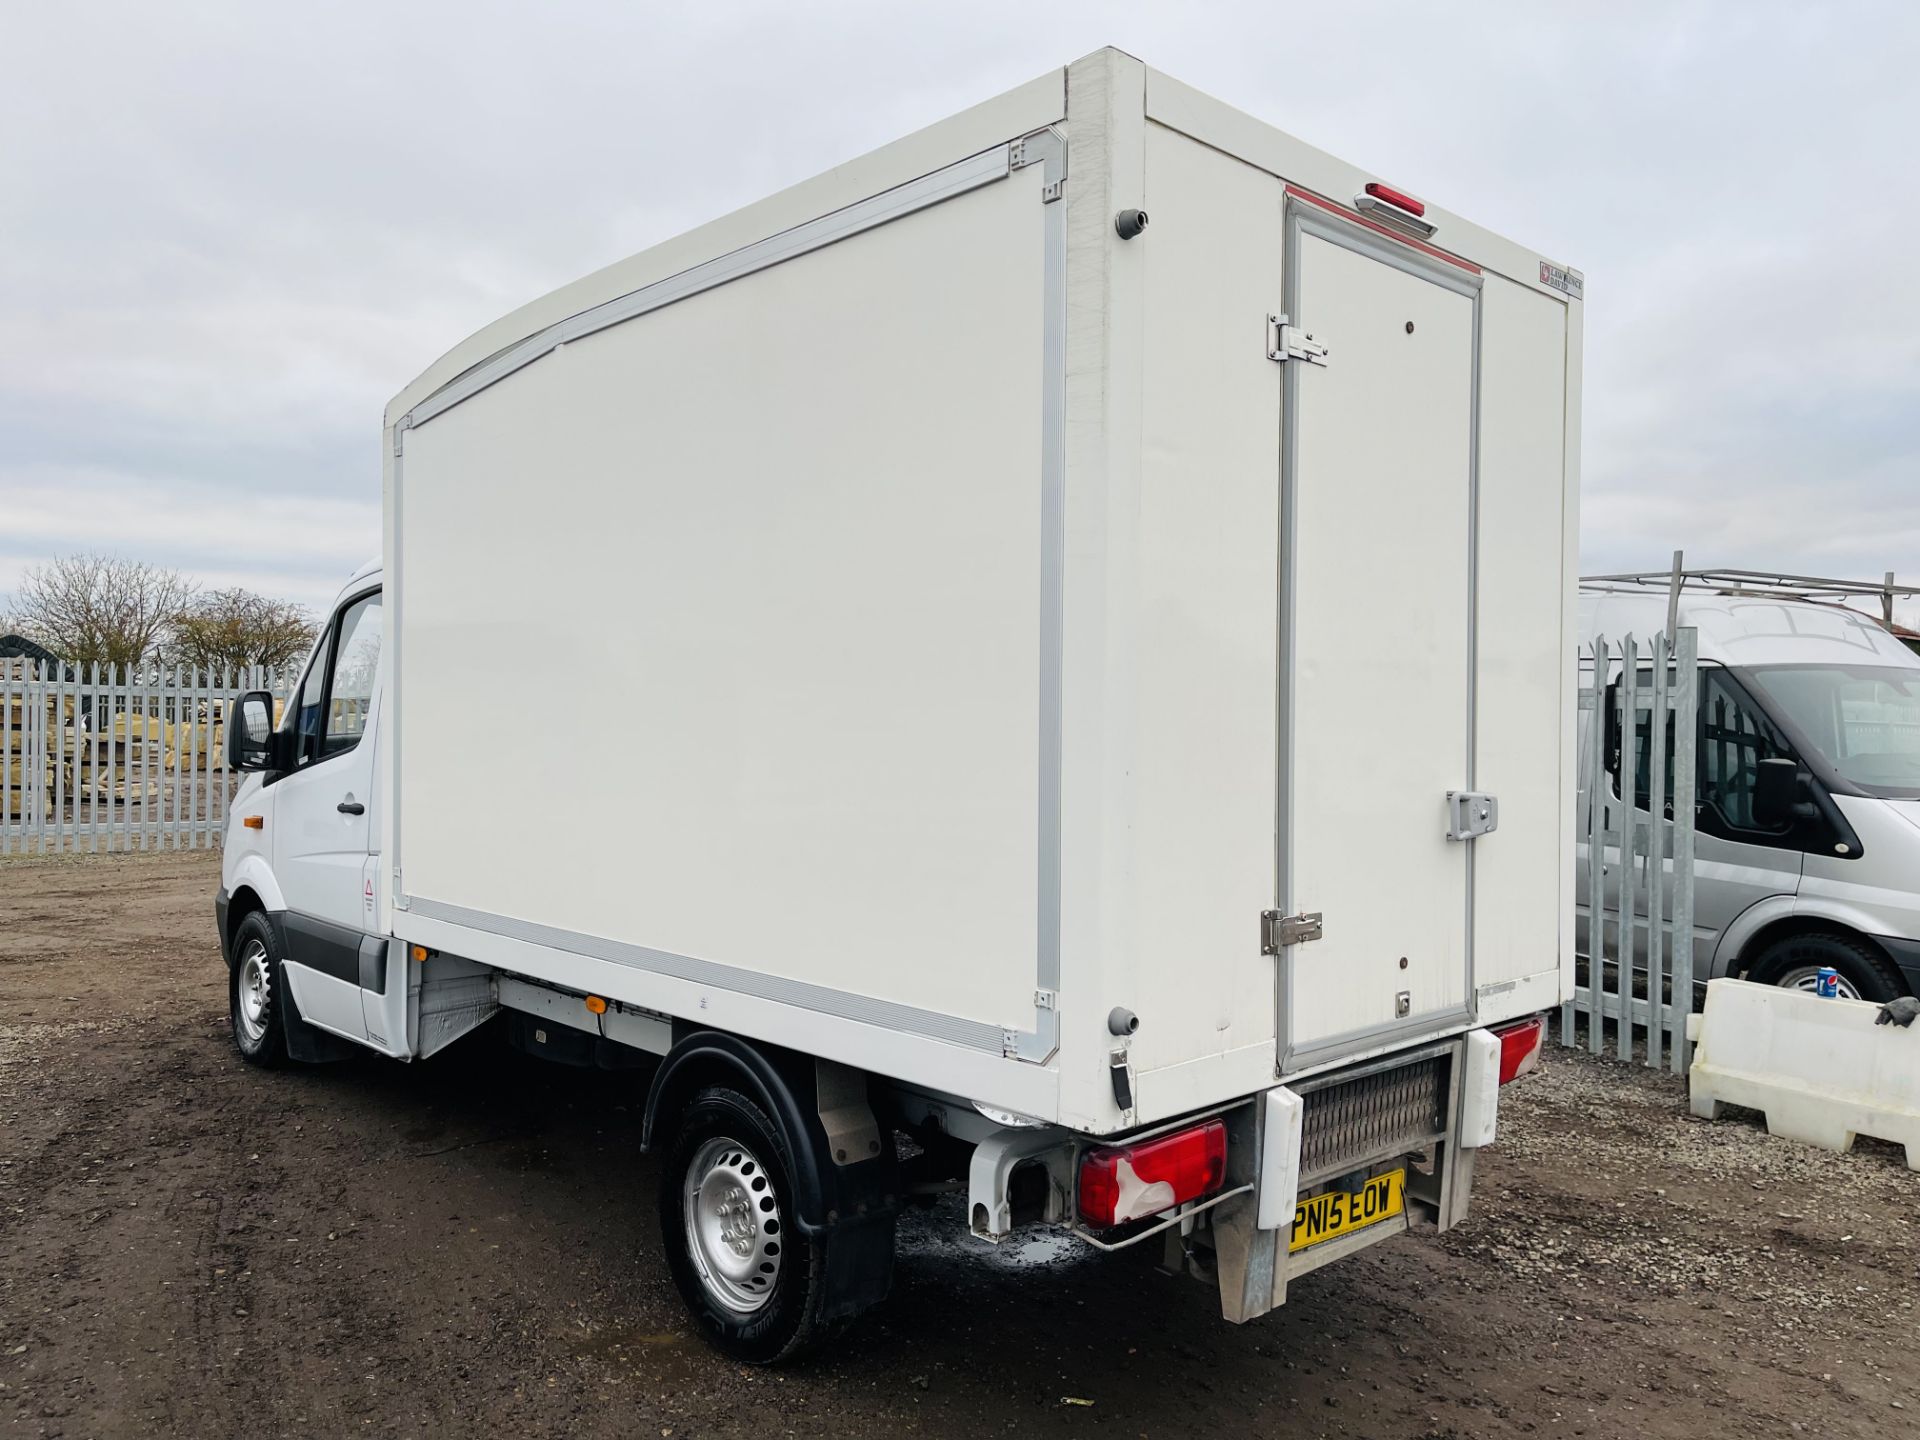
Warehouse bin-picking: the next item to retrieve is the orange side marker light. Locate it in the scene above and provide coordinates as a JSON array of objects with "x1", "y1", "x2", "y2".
[
  {"x1": 585, "y1": 995, "x2": 608, "y2": 1015},
  {"x1": 242, "y1": 815, "x2": 263, "y2": 830}
]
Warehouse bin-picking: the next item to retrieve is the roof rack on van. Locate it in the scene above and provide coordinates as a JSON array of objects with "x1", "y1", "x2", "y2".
[{"x1": 1580, "y1": 552, "x2": 1920, "y2": 636}]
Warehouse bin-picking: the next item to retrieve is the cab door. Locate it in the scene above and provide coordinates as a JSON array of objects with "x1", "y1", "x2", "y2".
[
  {"x1": 1587, "y1": 665, "x2": 1803, "y2": 988},
  {"x1": 272, "y1": 586, "x2": 384, "y2": 1041},
  {"x1": 1277, "y1": 206, "x2": 1481, "y2": 1071}
]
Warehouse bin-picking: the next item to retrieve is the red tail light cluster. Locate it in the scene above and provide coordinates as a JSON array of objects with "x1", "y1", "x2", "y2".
[
  {"x1": 1077, "y1": 1119, "x2": 1227, "y2": 1227},
  {"x1": 1493, "y1": 1014, "x2": 1546, "y2": 1084}
]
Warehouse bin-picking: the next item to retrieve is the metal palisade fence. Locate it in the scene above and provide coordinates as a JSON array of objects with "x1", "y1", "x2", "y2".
[
  {"x1": 1, "y1": 660, "x2": 293, "y2": 854},
  {"x1": 1567, "y1": 628, "x2": 1700, "y2": 1072}
]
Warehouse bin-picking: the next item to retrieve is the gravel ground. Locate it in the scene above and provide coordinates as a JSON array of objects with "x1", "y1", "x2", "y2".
[{"x1": 3, "y1": 849, "x2": 1917, "y2": 1438}]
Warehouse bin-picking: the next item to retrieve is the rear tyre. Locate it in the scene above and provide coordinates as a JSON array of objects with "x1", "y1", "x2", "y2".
[
  {"x1": 1747, "y1": 930, "x2": 1905, "y2": 1004},
  {"x1": 229, "y1": 911, "x2": 288, "y2": 1067},
  {"x1": 660, "y1": 1085, "x2": 833, "y2": 1363}
]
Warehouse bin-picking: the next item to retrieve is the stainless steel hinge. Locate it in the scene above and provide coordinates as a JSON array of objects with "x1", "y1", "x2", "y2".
[
  {"x1": 1262, "y1": 910, "x2": 1324, "y2": 954},
  {"x1": 1267, "y1": 314, "x2": 1329, "y2": 366}
]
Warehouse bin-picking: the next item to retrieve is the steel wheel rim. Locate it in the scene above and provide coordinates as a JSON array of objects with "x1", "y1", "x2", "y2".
[
  {"x1": 683, "y1": 1135, "x2": 783, "y2": 1314},
  {"x1": 1779, "y1": 965, "x2": 1863, "y2": 1001},
  {"x1": 236, "y1": 939, "x2": 271, "y2": 1044}
]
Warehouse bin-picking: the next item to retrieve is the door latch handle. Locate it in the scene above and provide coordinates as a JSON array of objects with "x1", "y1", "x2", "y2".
[
  {"x1": 1446, "y1": 791, "x2": 1497, "y2": 841},
  {"x1": 337, "y1": 799, "x2": 365, "y2": 815}
]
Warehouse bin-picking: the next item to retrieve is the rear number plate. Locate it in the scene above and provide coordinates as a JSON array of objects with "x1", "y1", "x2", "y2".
[{"x1": 1288, "y1": 1168, "x2": 1404, "y2": 1253}]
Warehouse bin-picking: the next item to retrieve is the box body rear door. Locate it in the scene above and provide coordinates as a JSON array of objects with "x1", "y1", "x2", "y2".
[{"x1": 1279, "y1": 203, "x2": 1481, "y2": 1070}]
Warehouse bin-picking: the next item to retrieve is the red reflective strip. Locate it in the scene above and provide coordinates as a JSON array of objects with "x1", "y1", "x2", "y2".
[
  {"x1": 1493, "y1": 1014, "x2": 1546, "y2": 1084},
  {"x1": 1285, "y1": 185, "x2": 1480, "y2": 275}
]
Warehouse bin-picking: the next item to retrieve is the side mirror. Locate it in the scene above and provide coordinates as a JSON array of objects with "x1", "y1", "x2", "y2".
[
  {"x1": 1753, "y1": 756, "x2": 1815, "y2": 829},
  {"x1": 226, "y1": 690, "x2": 277, "y2": 772}
]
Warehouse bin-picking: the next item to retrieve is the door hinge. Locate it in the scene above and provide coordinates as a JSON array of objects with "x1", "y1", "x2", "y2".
[
  {"x1": 1262, "y1": 910, "x2": 1324, "y2": 954},
  {"x1": 1267, "y1": 313, "x2": 1329, "y2": 366}
]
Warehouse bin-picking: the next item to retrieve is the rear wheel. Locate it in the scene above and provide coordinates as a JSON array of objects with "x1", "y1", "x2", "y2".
[
  {"x1": 229, "y1": 912, "x2": 288, "y2": 1067},
  {"x1": 660, "y1": 1086, "x2": 832, "y2": 1363},
  {"x1": 1748, "y1": 930, "x2": 1905, "y2": 1004}
]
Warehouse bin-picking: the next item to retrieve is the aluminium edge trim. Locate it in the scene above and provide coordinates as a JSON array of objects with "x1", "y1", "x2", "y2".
[
  {"x1": 390, "y1": 126, "x2": 1070, "y2": 1066},
  {"x1": 408, "y1": 894, "x2": 1012, "y2": 1057},
  {"x1": 403, "y1": 140, "x2": 1018, "y2": 434}
]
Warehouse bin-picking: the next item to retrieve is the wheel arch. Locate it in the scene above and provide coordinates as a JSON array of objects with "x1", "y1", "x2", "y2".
[
  {"x1": 642, "y1": 1032, "x2": 831, "y2": 1235},
  {"x1": 222, "y1": 853, "x2": 285, "y2": 947},
  {"x1": 1726, "y1": 910, "x2": 1905, "y2": 990},
  {"x1": 644, "y1": 1030, "x2": 901, "y2": 1329},
  {"x1": 224, "y1": 884, "x2": 269, "y2": 967}
]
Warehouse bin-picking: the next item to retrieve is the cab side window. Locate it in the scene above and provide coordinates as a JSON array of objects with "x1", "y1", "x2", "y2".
[
  {"x1": 1697, "y1": 670, "x2": 1791, "y2": 834},
  {"x1": 292, "y1": 624, "x2": 333, "y2": 763},
  {"x1": 1607, "y1": 668, "x2": 1793, "y2": 837},
  {"x1": 323, "y1": 595, "x2": 382, "y2": 758},
  {"x1": 1604, "y1": 668, "x2": 1676, "y2": 813},
  {"x1": 286, "y1": 591, "x2": 383, "y2": 767}
]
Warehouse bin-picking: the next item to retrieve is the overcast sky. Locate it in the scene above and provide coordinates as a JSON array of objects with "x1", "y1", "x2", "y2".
[{"x1": 5, "y1": 2, "x2": 1918, "y2": 619}]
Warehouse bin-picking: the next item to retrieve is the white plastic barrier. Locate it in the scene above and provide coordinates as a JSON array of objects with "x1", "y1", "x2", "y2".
[{"x1": 1688, "y1": 978, "x2": 1920, "y2": 1172}]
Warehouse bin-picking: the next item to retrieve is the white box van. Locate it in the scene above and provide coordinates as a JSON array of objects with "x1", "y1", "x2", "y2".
[
  {"x1": 1579, "y1": 576, "x2": 1920, "y2": 1004},
  {"x1": 215, "y1": 48, "x2": 1579, "y2": 1360}
]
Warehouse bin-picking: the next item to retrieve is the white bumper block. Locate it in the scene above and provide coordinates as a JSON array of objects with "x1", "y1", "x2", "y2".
[
  {"x1": 1689, "y1": 978, "x2": 1920, "y2": 1172},
  {"x1": 1256, "y1": 1086, "x2": 1303, "y2": 1231},
  {"x1": 1457, "y1": 1028, "x2": 1502, "y2": 1149}
]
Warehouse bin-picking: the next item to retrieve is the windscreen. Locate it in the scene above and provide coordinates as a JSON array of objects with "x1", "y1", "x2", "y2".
[{"x1": 1743, "y1": 664, "x2": 1920, "y2": 798}]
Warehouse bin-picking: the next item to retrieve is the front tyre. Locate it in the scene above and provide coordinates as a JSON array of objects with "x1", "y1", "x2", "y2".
[
  {"x1": 229, "y1": 911, "x2": 288, "y2": 1067},
  {"x1": 1749, "y1": 930, "x2": 1905, "y2": 1004},
  {"x1": 660, "y1": 1086, "x2": 832, "y2": 1363}
]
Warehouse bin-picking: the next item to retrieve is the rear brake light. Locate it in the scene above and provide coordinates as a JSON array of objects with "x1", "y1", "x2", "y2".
[
  {"x1": 1077, "y1": 1119, "x2": 1227, "y2": 1227},
  {"x1": 1362, "y1": 181, "x2": 1426, "y2": 217},
  {"x1": 1493, "y1": 1014, "x2": 1546, "y2": 1084},
  {"x1": 1353, "y1": 181, "x2": 1437, "y2": 238}
]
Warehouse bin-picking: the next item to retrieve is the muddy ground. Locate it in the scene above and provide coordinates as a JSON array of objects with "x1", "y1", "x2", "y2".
[{"x1": 2, "y1": 850, "x2": 1916, "y2": 1438}]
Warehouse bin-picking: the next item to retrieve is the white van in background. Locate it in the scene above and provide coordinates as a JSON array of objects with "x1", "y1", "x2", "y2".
[{"x1": 1578, "y1": 573, "x2": 1920, "y2": 1004}]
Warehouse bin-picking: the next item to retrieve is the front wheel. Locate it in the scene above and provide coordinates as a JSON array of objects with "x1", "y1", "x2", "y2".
[
  {"x1": 660, "y1": 1086, "x2": 832, "y2": 1363},
  {"x1": 1748, "y1": 930, "x2": 1905, "y2": 1004},
  {"x1": 229, "y1": 912, "x2": 288, "y2": 1067}
]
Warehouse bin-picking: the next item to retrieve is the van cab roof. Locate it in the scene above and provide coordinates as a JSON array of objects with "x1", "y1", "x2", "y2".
[{"x1": 1579, "y1": 589, "x2": 1919, "y2": 670}]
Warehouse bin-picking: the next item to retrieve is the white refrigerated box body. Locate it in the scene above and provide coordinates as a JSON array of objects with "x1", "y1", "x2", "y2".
[{"x1": 378, "y1": 48, "x2": 1581, "y2": 1135}]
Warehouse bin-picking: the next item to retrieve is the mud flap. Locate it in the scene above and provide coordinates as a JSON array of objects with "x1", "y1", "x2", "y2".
[
  {"x1": 277, "y1": 960, "x2": 360, "y2": 1063},
  {"x1": 815, "y1": 1205, "x2": 898, "y2": 1324}
]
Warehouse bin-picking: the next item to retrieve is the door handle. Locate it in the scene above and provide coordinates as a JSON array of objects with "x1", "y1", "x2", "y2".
[{"x1": 337, "y1": 799, "x2": 365, "y2": 815}]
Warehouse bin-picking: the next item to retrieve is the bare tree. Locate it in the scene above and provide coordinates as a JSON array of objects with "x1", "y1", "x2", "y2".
[
  {"x1": 169, "y1": 588, "x2": 318, "y2": 672},
  {"x1": 6, "y1": 553, "x2": 197, "y2": 668}
]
